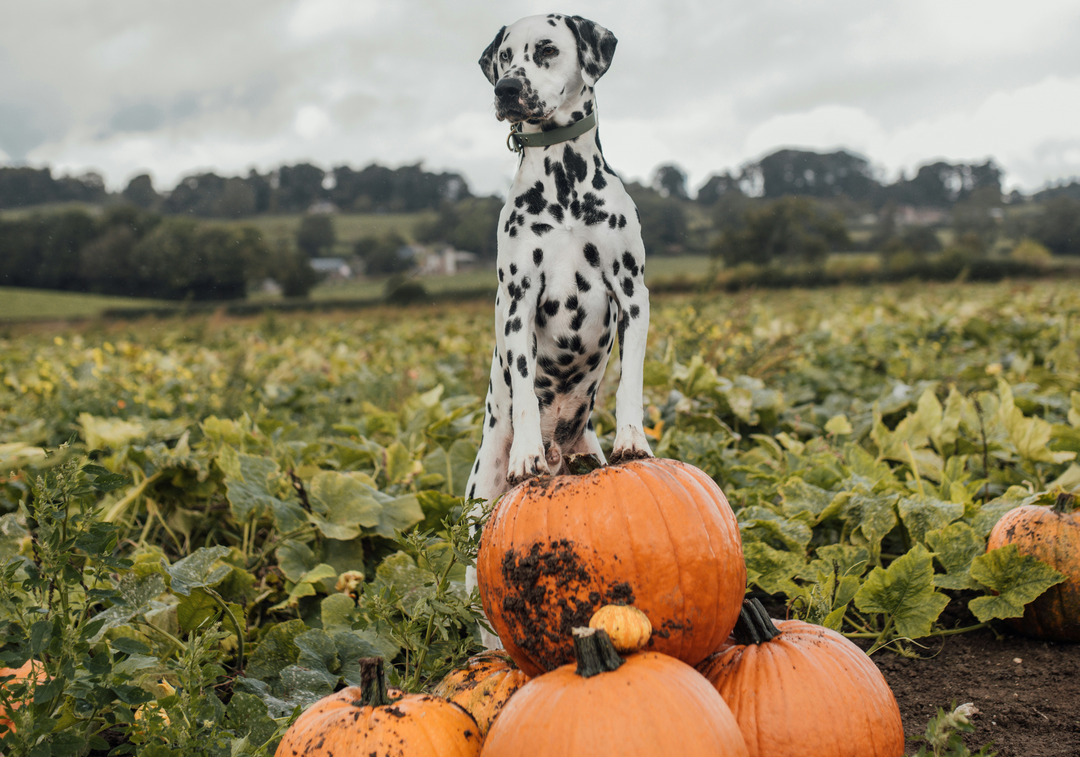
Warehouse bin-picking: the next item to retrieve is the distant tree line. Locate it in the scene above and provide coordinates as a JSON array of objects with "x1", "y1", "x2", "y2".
[
  {"x1": 0, "y1": 207, "x2": 316, "y2": 300},
  {"x1": 0, "y1": 162, "x2": 472, "y2": 216}
]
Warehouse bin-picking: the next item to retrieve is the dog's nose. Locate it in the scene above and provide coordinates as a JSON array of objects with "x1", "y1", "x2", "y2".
[{"x1": 494, "y1": 77, "x2": 523, "y2": 100}]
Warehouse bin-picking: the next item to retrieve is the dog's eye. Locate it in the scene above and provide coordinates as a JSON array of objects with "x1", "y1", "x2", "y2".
[
  {"x1": 540, "y1": 46, "x2": 556, "y2": 57},
  {"x1": 500, "y1": 50, "x2": 510, "y2": 61}
]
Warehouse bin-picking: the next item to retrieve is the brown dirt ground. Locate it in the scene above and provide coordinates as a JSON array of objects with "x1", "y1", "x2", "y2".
[{"x1": 874, "y1": 627, "x2": 1080, "y2": 757}]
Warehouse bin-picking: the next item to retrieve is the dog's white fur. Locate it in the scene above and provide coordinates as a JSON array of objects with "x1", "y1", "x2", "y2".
[{"x1": 466, "y1": 14, "x2": 653, "y2": 646}]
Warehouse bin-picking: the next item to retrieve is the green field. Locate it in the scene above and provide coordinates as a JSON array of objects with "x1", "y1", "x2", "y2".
[
  {"x1": 0, "y1": 286, "x2": 165, "y2": 322},
  {"x1": 2, "y1": 278, "x2": 1078, "y2": 753}
]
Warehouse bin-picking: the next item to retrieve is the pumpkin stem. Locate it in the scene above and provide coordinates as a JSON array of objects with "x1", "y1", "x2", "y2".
[
  {"x1": 357, "y1": 657, "x2": 392, "y2": 707},
  {"x1": 732, "y1": 598, "x2": 782, "y2": 645},
  {"x1": 572, "y1": 627, "x2": 625, "y2": 678},
  {"x1": 1053, "y1": 491, "x2": 1076, "y2": 514}
]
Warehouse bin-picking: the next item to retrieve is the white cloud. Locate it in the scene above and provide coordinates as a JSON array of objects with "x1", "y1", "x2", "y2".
[{"x1": 293, "y1": 105, "x2": 332, "y2": 139}]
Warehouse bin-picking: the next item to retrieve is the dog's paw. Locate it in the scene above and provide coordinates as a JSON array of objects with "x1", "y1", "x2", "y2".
[
  {"x1": 506, "y1": 448, "x2": 551, "y2": 486},
  {"x1": 610, "y1": 425, "x2": 655, "y2": 465}
]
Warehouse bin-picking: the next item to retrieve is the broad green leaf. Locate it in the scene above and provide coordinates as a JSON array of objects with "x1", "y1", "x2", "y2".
[
  {"x1": 738, "y1": 506, "x2": 812, "y2": 550},
  {"x1": 272, "y1": 563, "x2": 338, "y2": 610},
  {"x1": 384, "y1": 441, "x2": 415, "y2": 485},
  {"x1": 246, "y1": 619, "x2": 307, "y2": 681},
  {"x1": 0, "y1": 442, "x2": 46, "y2": 472},
  {"x1": 1070, "y1": 391, "x2": 1080, "y2": 428},
  {"x1": 226, "y1": 692, "x2": 278, "y2": 748},
  {"x1": 998, "y1": 379, "x2": 1077, "y2": 464},
  {"x1": 293, "y1": 628, "x2": 340, "y2": 688},
  {"x1": 969, "y1": 486, "x2": 1029, "y2": 538},
  {"x1": 931, "y1": 387, "x2": 963, "y2": 453},
  {"x1": 968, "y1": 543, "x2": 1066, "y2": 622},
  {"x1": 166, "y1": 546, "x2": 232, "y2": 596},
  {"x1": 825, "y1": 414, "x2": 853, "y2": 435},
  {"x1": 843, "y1": 489, "x2": 898, "y2": 559},
  {"x1": 334, "y1": 631, "x2": 393, "y2": 683},
  {"x1": 373, "y1": 552, "x2": 433, "y2": 603},
  {"x1": 778, "y1": 478, "x2": 835, "y2": 521},
  {"x1": 276, "y1": 540, "x2": 318, "y2": 583},
  {"x1": 372, "y1": 494, "x2": 424, "y2": 538},
  {"x1": 218, "y1": 447, "x2": 284, "y2": 523},
  {"x1": 724, "y1": 386, "x2": 754, "y2": 423},
  {"x1": 1049, "y1": 463, "x2": 1080, "y2": 493},
  {"x1": 278, "y1": 664, "x2": 334, "y2": 704},
  {"x1": 321, "y1": 592, "x2": 358, "y2": 634},
  {"x1": 78, "y1": 413, "x2": 146, "y2": 450},
  {"x1": 806, "y1": 544, "x2": 870, "y2": 581},
  {"x1": 88, "y1": 571, "x2": 167, "y2": 641},
  {"x1": 897, "y1": 495, "x2": 964, "y2": 544},
  {"x1": 743, "y1": 542, "x2": 804, "y2": 597},
  {"x1": 926, "y1": 522, "x2": 983, "y2": 590},
  {"x1": 854, "y1": 544, "x2": 949, "y2": 639},
  {"x1": 307, "y1": 471, "x2": 383, "y2": 540},
  {"x1": 176, "y1": 588, "x2": 221, "y2": 633}
]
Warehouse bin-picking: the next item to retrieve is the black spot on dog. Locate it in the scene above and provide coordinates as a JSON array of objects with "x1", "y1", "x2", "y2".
[
  {"x1": 517, "y1": 354, "x2": 529, "y2": 378},
  {"x1": 521, "y1": 276, "x2": 531, "y2": 290},
  {"x1": 622, "y1": 251, "x2": 639, "y2": 277},
  {"x1": 516, "y1": 181, "x2": 547, "y2": 215},
  {"x1": 509, "y1": 226, "x2": 517, "y2": 237},
  {"x1": 592, "y1": 156, "x2": 607, "y2": 190},
  {"x1": 538, "y1": 355, "x2": 559, "y2": 375},
  {"x1": 570, "y1": 309, "x2": 586, "y2": 331},
  {"x1": 557, "y1": 351, "x2": 576, "y2": 366},
  {"x1": 563, "y1": 145, "x2": 588, "y2": 184},
  {"x1": 505, "y1": 316, "x2": 522, "y2": 335},
  {"x1": 532, "y1": 333, "x2": 538, "y2": 357},
  {"x1": 630, "y1": 304, "x2": 640, "y2": 318},
  {"x1": 565, "y1": 294, "x2": 579, "y2": 310},
  {"x1": 613, "y1": 260, "x2": 620, "y2": 275},
  {"x1": 533, "y1": 248, "x2": 544, "y2": 266},
  {"x1": 489, "y1": 413, "x2": 497, "y2": 428},
  {"x1": 508, "y1": 300, "x2": 518, "y2": 317},
  {"x1": 619, "y1": 214, "x2": 627, "y2": 228},
  {"x1": 580, "y1": 192, "x2": 608, "y2": 225},
  {"x1": 558, "y1": 371, "x2": 585, "y2": 393},
  {"x1": 548, "y1": 204, "x2": 564, "y2": 222},
  {"x1": 607, "y1": 214, "x2": 617, "y2": 228},
  {"x1": 618, "y1": 312, "x2": 629, "y2": 350},
  {"x1": 503, "y1": 367, "x2": 512, "y2": 387},
  {"x1": 510, "y1": 263, "x2": 518, "y2": 276},
  {"x1": 598, "y1": 330, "x2": 610, "y2": 348},
  {"x1": 498, "y1": 268, "x2": 504, "y2": 282},
  {"x1": 532, "y1": 223, "x2": 553, "y2": 236},
  {"x1": 535, "y1": 374, "x2": 552, "y2": 389},
  {"x1": 539, "y1": 389, "x2": 556, "y2": 407},
  {"x1": 583, "y1": 243, "x2": 601, "y2": 267},
  {"x1": 575, "y1": 272, "x2": 591, "y2": 291},
  {"x1": 586, "y1": 351, "x2": 603, "y2": 369},
  {"x1": 622, "y1": 277, "x2": 634, "y2": 297}
]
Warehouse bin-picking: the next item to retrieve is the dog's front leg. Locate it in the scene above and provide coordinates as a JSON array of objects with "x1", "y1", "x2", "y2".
[
  {"x1": 610, "y1": 245, "x2": 654, "y2": 464},
  {"x1": 498, "y1": 273, "x2": 549, "y2": 485}
]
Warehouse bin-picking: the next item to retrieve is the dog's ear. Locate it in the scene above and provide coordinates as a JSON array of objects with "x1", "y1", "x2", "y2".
[
  {"x1": 478, "y1": 26, "x2": 507, "y2": 86},
  {"x1": 564, "y1": 16, "x2": 617, "y2": 87}
]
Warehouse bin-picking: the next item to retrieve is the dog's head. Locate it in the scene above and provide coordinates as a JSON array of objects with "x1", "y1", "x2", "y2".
[{"x1": 479, "y1": 14, "x2": 617, "y2": 124}]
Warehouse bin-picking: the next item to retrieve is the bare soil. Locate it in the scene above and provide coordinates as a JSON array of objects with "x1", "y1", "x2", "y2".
[{"x1": 874, "y1": 628, "x2": 1080, "y2": 756}]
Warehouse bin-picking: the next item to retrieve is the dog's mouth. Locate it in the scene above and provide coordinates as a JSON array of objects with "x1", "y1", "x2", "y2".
[{"x1": 496, "y1": 103, "x2": 555, "y2": 124}]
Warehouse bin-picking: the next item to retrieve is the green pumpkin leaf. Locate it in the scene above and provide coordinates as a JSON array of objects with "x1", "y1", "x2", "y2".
[
  {"x1": 967, "y1": 543, "x2": 1067, "y2": 622},
  {"x1": 743, "y1": 541, "x2": 804, "y2": 597},
  {"x1": 246, "y1": 619, "x2": 307, "y2": 682},
  {"x1": 307, "y1": 471, "x2": 383, "y2": 540},
  {"x1": 926, "y1": 522, "x2": 984, "y2": 590},
  {"x1": 166, "y1": 546, "x2": 232, "y2": 596},
  {"x1": 218, "y1": 447, "x2": 285, "y2": 523},
  {"x1": 778, "y1": 478, "x2": 835, "y2": 521},
  {"x1": 843, "y1": 489, "x2": 899, "y2": 559},
  {"x1": 854, "y1": 543, "x2": 949, "y2": 640},
  {"x1": 898, "y1": 495, "x2": 964, "y2": 544},
  {"x1": 738, "y1": 506, "x2": 812, "y2": 550}
]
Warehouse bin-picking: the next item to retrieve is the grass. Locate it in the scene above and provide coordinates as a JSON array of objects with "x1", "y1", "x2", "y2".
[{"x1": 0, "y1": 287, "x2": 165, "y2": 322}]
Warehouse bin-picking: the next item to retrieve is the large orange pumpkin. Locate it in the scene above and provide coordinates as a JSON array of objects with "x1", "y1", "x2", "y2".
[
  {"x1": 697, "y1": 599, "x2": 904, "y2": 757},
  {"x1": 273, "y1": 658, "x2": 481, "y2": 757},
  {"x1": 986, "y1": 491, "x2": 1080, "y2": 641},
  {"x1": 482, "y1": 627, "x2": 749, "y2": 757},
  {"x1": 431, "y1": 651, "x2": 529, "y2": 738},
  {"x1": 477, "y1": 458, "x2": 745, "y2": 676}
]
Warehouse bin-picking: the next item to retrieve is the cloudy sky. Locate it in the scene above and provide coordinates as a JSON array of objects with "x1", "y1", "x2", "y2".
[{"x1": 2, "y1": 0, "x2": 1079, "y2": 198}]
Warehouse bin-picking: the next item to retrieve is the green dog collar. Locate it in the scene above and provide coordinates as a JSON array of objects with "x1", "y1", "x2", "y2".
[{"x1": 506, "y1": 111, "x2": 597, "y2": 152}]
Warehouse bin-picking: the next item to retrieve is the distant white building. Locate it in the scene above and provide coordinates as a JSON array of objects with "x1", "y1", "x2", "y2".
[
  {"x1": 310, "y1": 257, "x2": 353, "y2": 279},
  {"x1": 418, "y1": 245, "x2": 479, "y2": 275}
]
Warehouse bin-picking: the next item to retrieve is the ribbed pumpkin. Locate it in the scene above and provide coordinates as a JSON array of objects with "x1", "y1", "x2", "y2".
[
  {"x1": 273, "y1": 658, "x2": 482, "y2": 757},
  {"x1": 483, "y1": 627, "x2": 749, "y2": 757},
  {"x1": 477, "y1": 458, "x2": 744, "y2": 676},
  {"x1": 589, "y1": 604, "x2": 652, "y2": 654},
  {"x1": 431, "y1": 651, "x2": 529, "y2": 738},
  {"x1": 697, "y1": 599, "x2": 904, "y2": 757},
  {"x1": 986, "y1": 491, "x2": 1080, "y2": 641}
]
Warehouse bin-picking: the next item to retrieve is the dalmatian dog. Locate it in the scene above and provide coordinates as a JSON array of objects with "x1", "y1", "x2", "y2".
[{"x1": 465, "y1": 13, "x2": 653, "y2": 511}]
